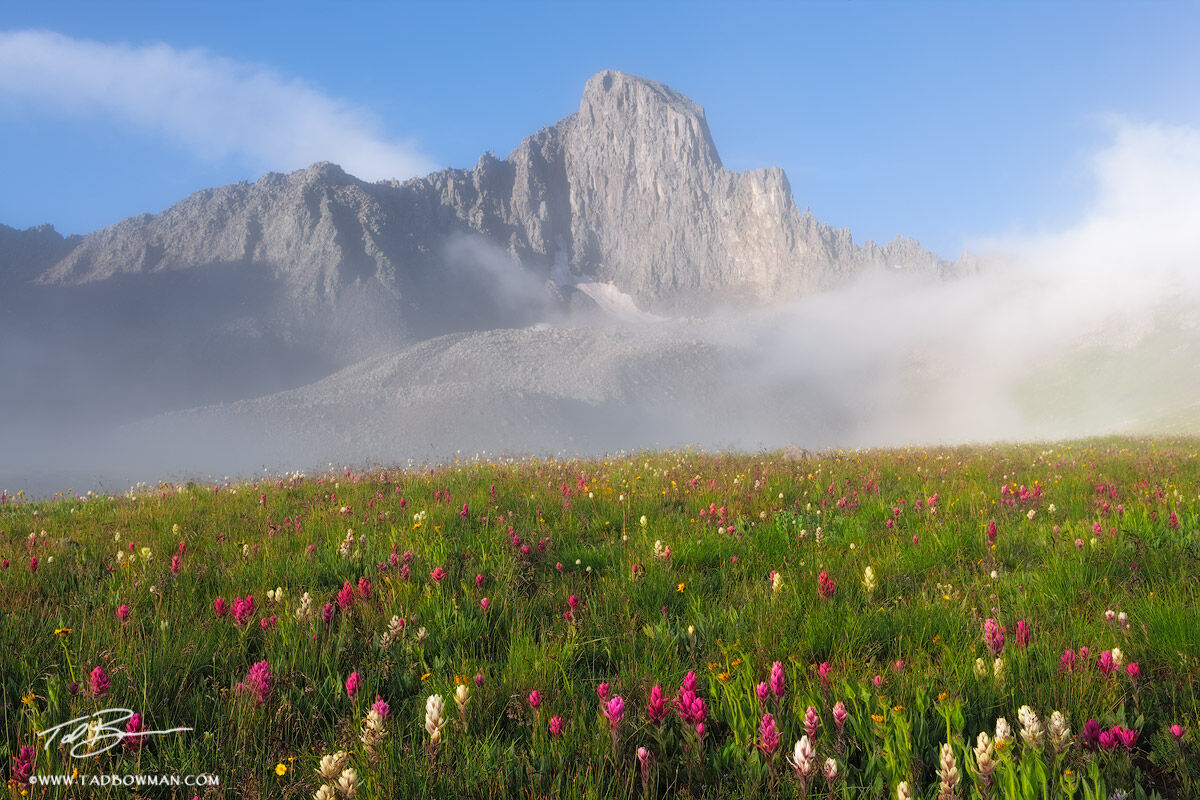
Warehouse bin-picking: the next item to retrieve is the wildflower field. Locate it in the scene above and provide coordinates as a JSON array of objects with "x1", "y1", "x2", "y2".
[{"x1": 3, "y1": 439, "x2": 1200, "y2": 799}]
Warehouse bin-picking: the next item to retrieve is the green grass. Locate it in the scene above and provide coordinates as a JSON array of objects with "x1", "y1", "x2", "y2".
[{"x1": 3, "y1": 439, "x2": 1200, "y2": 798}]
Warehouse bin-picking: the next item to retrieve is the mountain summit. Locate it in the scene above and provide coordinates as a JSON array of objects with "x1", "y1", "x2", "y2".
[{"x1": 20, "y1": 70, "x2": 954, "y2": 319}]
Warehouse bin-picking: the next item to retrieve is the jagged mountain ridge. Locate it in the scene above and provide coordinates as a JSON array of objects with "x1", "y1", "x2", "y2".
[{"x1": 22, "y1": 70, "x2": 956, "y2": 318}]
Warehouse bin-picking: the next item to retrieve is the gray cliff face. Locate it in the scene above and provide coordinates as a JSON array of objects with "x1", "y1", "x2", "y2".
[{"x1": 28, "y1": 70, "x2": 955, "y2": 317}]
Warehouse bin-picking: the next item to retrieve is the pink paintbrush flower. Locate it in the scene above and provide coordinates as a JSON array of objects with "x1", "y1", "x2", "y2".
[
  {"x1": 832, "y1": 701, "x2": 848, "y2": 730},
  {"x1": 604, "y1": 696, "x2": 626, "y2": 730},
  {"x1": 770, "y1": 661, "x2": 786, "y2": 698},
  {"x1": 804, "y1": 706, "x2": 822, "y2": 739},
  {"x1": 235, "y1": 660, "x2": 272, "y2": 704},
  {"x1": 89, "y1": 666, "x2": 110, "y2": 696},
  {"x1": 756, "y1": 713, "x2": 781, "y2": 757},
  {"x1": 648, "y1": 685, "x2": 668, "y2": 724}
]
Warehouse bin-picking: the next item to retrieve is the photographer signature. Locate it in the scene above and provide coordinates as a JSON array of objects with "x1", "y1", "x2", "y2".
[{"x1": 37, "y1": 708, "x2": 192, "y2": 758}]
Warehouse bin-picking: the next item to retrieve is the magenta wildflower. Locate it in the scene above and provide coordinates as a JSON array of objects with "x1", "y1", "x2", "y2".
[
  {"x1": 832, "y1": 701, "x2": 849, "y2": 730},
  {"x1": 1082, "y1": 718, "x2": 1101, "y2": 749},
  {"x1": 475, "y1": 573, "x2": 484, "y2": 588},
  {"x1": 681, "y1": 670, "x2": 698, "y2": 693},
  {"x1": 647, "y1": 685, "x2": 668, "y2": 724},
  {"x1": 597, "y1": 682, "x2": 610, "y2": 702},
  {"x1": 213, "y1": 597, "x2": 228, "y2": 617},
  {"x1": 233, "y1": 595, "x2": 256, "y2": 626},
  {"x1": 357, "y1": 577, "x2": 371, "y2": 599},
  {"x1": 817, "y1": 571, "x2": 836, "y2": 599},
  {"x1": 803, "y1": 706, "x2": 822, "y2": 739},
  {"x1": 236, "y1": 660, "x2": 272, "y2": 704},
  {"x1": 29, "y1": 556, "x2": 38, "y2": 573},
  {"x1": 337, "y1": 582, "x2": 355, "y2": 609},
  {"x1": 528, "y1": 690, "x2": 542, "y2": 708},
  {"x1": 1171, "y1": 724, "x2": 1185, "y2": 739},
  {"x1": 88, "y1": 666, "x2": 110, "y2": 696},
  {"x1": 1098, "y1": 650, "x2": 1116, "y2": 676},
  {"x1": 1060, "y1": 648, "x2": 1076, "y2": 672},
  {"x1": 322, "y1": 602, "x2": 334, "y2": 623},
  {"x1": 983, "y1": 618, "x2": 1005, "y2": 654},
  {"x1": 1098, "y1": 730, "x2": 1117, "y2": 750},
  {"x1": 677, "y1": 690, "x2": 706, "y2": 726},
  {"x1": 11, "y1": 745, "x2": 34, "y2": 785},
  {"x1": 124, "y1": 713, "x2": 145, "y2": 750},
  {"x1": 986, "y1": 519, "x2": 998, "y2": 544},
  {"x1": 345, "y1": 672, "x2": 360, "y2": 698},
  {"x1": 372, "y1": 695, "x2": 390, "y2": 719},
  {"x1": 756, "y1": 713, "x2": 781, "y2": 757},
  {"x1": 549, "y1": 716, "x2": 564, "y2": 738},
  {"x1": 430, "y1": 567, "x2": 446, "y2": 583},
  {"x1": 770, "y1": 661, "x2": 786, "y2": 698},
  {"x1": 568, "y1": 594, "x2": 579, "y2": 610},
  {"x1": 604, "y1": 696, "x2": 626, "y2": 730},
  {"x1": 259, "y1": 615, "x2": 276, "y2": 631},
  {"x1": 1126, "y1": 662, "x2": 1140, "y2": 680},
  {"x1": 1016, "y1": 620, "x2": 1030, "y2": 648},
  {"x1": 170, "y1": 555, "x2": 181, "y2": 575},
  {"x1": 756, "y1": 682, "x2": 769, "y2": 704},
  {"x1": 817, "y1": 661, "x2": 831, "y2": 691},
  {"x1": 474, "y1": 673, "x2": 485, "y2": 688},
  {"x1": 1113, "y1": 726, "x2": 1139, "y2": 749},
  {"x1": 480, "y1": 597, "x2": 490, "y2": 611},
  {"x1": 116, "y1": 604, "x2": 130, "y2": 622}
]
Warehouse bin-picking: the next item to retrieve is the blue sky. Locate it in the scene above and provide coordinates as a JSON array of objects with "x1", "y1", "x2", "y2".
[{"x1": 2, "y1": 1, "x2": 1198, "y2": 258}]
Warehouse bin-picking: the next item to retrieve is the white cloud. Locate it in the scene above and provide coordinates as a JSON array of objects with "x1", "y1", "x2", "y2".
[{"x1": 0, "y1": 29, "x2": 435, "y2": 181}]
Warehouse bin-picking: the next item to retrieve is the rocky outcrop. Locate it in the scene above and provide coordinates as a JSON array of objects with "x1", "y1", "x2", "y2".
[
  {"x1": 26, "y1": 70, "x2": 957, "y2": 319},
  {"x1": 0, "y1": 223, "x2": 80, "y2": 285}
]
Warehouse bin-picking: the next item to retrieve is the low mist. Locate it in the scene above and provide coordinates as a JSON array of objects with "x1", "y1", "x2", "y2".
[{"x1": 4, "y1": 119, "x2": 1200, "y2": 496}]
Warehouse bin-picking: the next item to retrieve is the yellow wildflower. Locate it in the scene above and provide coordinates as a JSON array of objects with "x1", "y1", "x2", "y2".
[
  {"x1": 54, "y1": 627, "x2": 72, "y2": 636},
  {"x1": 275, "y1": 763, "x2": 287, "y2": 776},
  {"x1": 677, "y1": 582, "x2": 685, "y2": 593},
  {"x1": 871, "y1": 714, "x2": 885, "y2": 724},
  {"x1": 22, "y1": 691, "x2": 36, "y2": 706}
]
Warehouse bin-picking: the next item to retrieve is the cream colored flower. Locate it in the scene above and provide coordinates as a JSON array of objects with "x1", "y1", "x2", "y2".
[
  {"x1": 317, "y1": 750, "x2": 349, "y2": 781},
  {"x1": 335, "y1": 767, "x2": 359, "y2": 798}
]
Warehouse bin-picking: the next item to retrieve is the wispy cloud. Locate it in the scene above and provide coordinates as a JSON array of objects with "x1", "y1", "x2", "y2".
[{"x1": 0, "y1": 30, "x2": 435, "y2": 181}]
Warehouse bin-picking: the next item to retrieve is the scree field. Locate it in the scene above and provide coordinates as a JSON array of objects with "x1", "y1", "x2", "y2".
[{"x1": 3, "y1": 439, "x2": 1199, "y2": 799}]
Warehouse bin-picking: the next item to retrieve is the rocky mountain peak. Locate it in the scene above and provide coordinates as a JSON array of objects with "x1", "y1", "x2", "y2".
[
  {"x1": 8, "y1": 70, "x2": 957, "y2": 316},
  {"x1": 575, "y1": 70, "x2": 722, "y2": 170}
]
